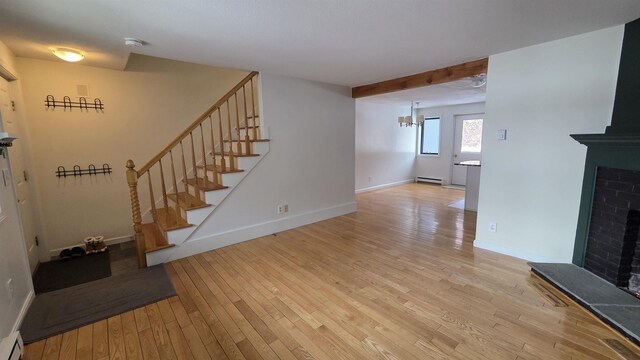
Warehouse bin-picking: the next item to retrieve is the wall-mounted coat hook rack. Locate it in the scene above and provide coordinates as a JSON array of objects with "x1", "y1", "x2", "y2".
[
  {"x1": 56, "y1": 163, "x2": 112, "y2": 177},
  {"x1": 45, "y1": 95, "x2": 104, "y2": 111}
]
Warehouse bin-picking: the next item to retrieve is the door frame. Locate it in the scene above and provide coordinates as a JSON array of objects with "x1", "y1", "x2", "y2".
[{"x1": 450, "y1": 112, "x2": 484, "y2": 186}]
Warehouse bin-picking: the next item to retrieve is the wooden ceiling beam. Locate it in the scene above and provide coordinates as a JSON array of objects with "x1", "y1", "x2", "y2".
[{"x1": 351, "y1": 58, "x2": 488, "y2": 98}]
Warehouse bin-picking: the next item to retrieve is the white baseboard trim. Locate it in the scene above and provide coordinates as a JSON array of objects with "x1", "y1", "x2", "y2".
[
  {"x1": 442, "y1": 185, "x2": 465, "y2": 191},
  {"x1": 148, "y1": 201, "x2": 357, "y2": 265},
  {"x1": 473, "y1": 240, "x2": 556, "y2": 263},
  {"x1": 48, "y1": 235, "x2": 134, "y2": 258},
  {"x1": 12, "y1": 290, "x2": 34, "y2": 333},
  {"x1": 355, "y1": 179, "x2": 414, "y2": 194}
]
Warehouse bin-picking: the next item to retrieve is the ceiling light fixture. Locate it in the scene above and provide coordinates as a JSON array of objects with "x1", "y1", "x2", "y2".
[
  {"x1": 470, "y1": 74, "x2": 487, "y2": 88},
  {"x1": 52, "y1": 48, "x2": 84, "y2": 62},
  {"x1": 398, "y1": 101, "x2": 424, "y2": 127},
  {"x1": 124, "y1": 38, "x2": 144, "y2": 47}
]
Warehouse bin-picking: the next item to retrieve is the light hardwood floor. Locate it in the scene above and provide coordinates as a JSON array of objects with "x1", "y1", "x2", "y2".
[{"x1": 24, "y1": 183, "x2": 640, "y2": 359}]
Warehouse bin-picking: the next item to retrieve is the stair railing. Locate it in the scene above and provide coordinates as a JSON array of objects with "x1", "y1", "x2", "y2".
[{"x1": 126, "y1": 71, "x2": 259, "y2": 268}]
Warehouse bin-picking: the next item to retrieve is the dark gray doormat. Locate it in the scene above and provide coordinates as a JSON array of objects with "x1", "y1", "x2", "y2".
[
  {"x1": 21, "y1": 264, "x2": 176, "y2": 344},
  {"x1": 530, "y1": 262, "x2": 640, "y2": 346},
  {"x1": 32, "y1": 252, "x2": 111, "y2": 294}
]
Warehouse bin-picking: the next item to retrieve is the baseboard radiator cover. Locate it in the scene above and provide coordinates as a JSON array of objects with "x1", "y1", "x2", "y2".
[
  {"x1": 0, "y1": 331, "x2": 23, "y2": 360},
  {"x1": 416, "y1": 176, "x2": 443, "y2": 184}
]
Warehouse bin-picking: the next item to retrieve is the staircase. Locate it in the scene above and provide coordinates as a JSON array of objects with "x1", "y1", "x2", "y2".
[{"x1": 126, "y1": 72, "x2": 269, "y2": 267}]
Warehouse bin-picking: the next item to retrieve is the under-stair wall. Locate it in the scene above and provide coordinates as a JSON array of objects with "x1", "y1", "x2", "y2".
[{"x1": 145, "y1": 73, "x2": 357, "y2": 264}]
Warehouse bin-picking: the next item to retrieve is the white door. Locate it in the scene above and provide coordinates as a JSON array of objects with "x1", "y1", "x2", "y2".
[
  {"x1": 451, "y1": 114, "x2": 484, "y2": 186},
  {"x1": 0, "y1": 138, "x2": 25, "y2": 277},
  {"x1": 0, "y1": 78, "x2": 39, "y2": 273}
]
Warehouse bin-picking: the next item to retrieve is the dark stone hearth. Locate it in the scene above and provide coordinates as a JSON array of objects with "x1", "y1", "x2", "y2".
[{"x1": 529, "y1": 263, "x2": 640, "y2": 346}]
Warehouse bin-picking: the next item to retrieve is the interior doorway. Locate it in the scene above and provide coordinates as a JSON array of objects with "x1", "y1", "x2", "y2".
[
  {"x1": 0, "y1": 77, "x2": 39, "y2": 273},
  {"x1": 451, "y1": 114, "x2": 484, "y2": 186}
]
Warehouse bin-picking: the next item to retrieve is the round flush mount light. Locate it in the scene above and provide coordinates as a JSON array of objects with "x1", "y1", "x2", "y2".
[
  {"x1": 52, "y1": 48, "x2": 84, "y2": 62},
  {"x1": 124, "y1": 38, "x2": 144, "y2": 47}
]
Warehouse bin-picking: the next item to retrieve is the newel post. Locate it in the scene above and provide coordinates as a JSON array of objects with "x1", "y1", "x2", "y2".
[{"x1": 126, "y1": 159, "x2": 147, "y2": 268}]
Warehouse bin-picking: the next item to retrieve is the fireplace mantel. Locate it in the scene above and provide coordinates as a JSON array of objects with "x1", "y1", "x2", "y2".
[{"x1": 571, "y1": 132, "x2": 640, "y2": 146}]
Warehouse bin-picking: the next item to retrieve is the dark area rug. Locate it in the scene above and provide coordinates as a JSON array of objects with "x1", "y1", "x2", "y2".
[
  {"x1": 21, "y1": 264, "x2": 176, "y2": 344},
  {"x1": 32, "y1": 252, "x2": 111, "y2": 294}
]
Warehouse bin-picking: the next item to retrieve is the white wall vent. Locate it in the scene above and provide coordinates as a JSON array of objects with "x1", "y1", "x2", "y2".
[
  {"x1": 0, "y1": 332, "x2": 23, "y2": 360},
  {"x1": 416, "y1": 176, "x2": 442, "y2": 184}
]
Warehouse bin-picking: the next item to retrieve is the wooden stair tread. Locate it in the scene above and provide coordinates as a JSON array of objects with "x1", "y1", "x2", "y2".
[
  {"x1": 155, "y1": 207, "x2": 192, "y2": 231},
  {"x1": 168, "y1": 192, "x2": 210, "y2": 210},
  {"x1": 186, "y1": 177, "x2": 229, "y2": 191},
  {"x1": 235, "y1": 124, "x2": 260, "y2": 130},
  {"x1": 198, "y1": 164, "x2": 244, "y2": 174},
  {"x1": 141, "y1": 223, "x2": 175, "y2": 253},
  {"x1": 212, "y1": 152, "x2": 259, "y2": 157},
  {"x1": 223, "y1": 138, "x2": 270, "y2": 143}
]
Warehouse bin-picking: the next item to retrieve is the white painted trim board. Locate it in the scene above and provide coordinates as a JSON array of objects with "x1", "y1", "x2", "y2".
[
  {"x1": 474, "y1": 240, "x2": 555, "y2": 263},
  {"x1": 355, "y1": 179, "x2": 414, "y2": 194}
]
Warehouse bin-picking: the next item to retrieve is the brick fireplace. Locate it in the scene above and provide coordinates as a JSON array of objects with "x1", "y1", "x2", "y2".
[
  {"x1": 528, "y1": 17, "x2": 640, "y2": 346},
  {"x1": 583, "y1": 167, "x2": 640, "y2": 293},
  {"x1": 571, "y1": 17, "x2": 640, "y2": 296}
]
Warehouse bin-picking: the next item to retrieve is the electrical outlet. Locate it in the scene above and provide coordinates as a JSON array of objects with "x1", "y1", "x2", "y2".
[
  {"x1": 6, "y1": 278, "x2": 14, "y2": 299},
  {"x1": 489, "y1": 222, "x2": 497, "y2": 233},
  {"x1": 277, "y1": 204, "x2": 289, "y2": 214}
]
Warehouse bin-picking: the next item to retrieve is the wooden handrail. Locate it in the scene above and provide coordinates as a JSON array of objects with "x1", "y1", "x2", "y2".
[
  {"x1": 128, "y1": 71, "x2": 261, "y2": 267},
  {"x1": 137, "y1": 71, "x2": 258, "y2": 176}
]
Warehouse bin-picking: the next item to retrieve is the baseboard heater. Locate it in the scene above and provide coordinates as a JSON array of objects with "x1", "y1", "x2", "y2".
[
  {"x1": 0, "y1": 332, "x2": 23, "y2": 360},
  {"x1": 416, "y1": 176, "x2": 442, "y2": 184}
]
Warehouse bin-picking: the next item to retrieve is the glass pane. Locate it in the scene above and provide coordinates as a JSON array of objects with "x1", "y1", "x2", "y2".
[
  {"x1": 461, "y1": 119, "x2": 483, "y2": 153},
  {"x1": 421, "y1": 118, "x2": 440, "y2": 154}
]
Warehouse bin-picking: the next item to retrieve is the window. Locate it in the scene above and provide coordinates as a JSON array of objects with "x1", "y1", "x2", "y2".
[
  {"x1": 420, "y1": 117, "x2": 440, "y2": 155},
  {"x1": 460, "y1": 119, "x2": 483, "y2": 153}
]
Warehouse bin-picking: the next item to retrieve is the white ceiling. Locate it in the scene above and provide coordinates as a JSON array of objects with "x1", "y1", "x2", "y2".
[{"x1": 1, "y1": 1, "x2": 639, "y2": 87}]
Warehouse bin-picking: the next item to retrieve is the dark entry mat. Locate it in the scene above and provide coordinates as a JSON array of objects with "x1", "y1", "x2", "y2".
[
  {"x1": 32, "y1": 252, "x2": 111, "y2": 294},
  {"x1": 21, "y1": 264, "x2": 176, "y2": 344}
]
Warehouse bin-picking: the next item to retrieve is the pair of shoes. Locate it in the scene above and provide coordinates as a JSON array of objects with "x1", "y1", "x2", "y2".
[
  {"x1": 59, "y1": 247, "x2": 85, "y2": 261},
  {"x1": 84, "y1": 235, "x2": 107, "y2": 254}
]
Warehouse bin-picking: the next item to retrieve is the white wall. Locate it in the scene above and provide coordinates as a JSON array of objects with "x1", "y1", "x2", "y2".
[
  {"x1": 15, "y1": 56, "x2": 248, "y2": 254},
  {"x1": 355, "y1": 100, "x2": 415, "y2": 192},
  {"x1": 167, "y1": 73, "x2": 356, "y2": 260},
  {"x1": 416, "y1": 102, "x2": 485, "y2": 184},
  {"x1": 0, "y1": 41, "x2": 33, "y2": 339},
  {"x1": 475, "y1": 26, "x2": 624, "y2": 262}
]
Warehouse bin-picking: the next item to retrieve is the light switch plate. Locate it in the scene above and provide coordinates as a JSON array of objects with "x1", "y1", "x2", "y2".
[{"x1": 497, "y1": 129, "x2": 507, "y2": 140}]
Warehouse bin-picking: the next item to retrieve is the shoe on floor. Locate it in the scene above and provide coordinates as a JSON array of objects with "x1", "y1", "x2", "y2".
[
  {"x1": 70, "y1": 246, "x2": 86, "y2": 258},
  {"x1": 59, "y1": 249, "x2": 72, "y2": 261}
]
